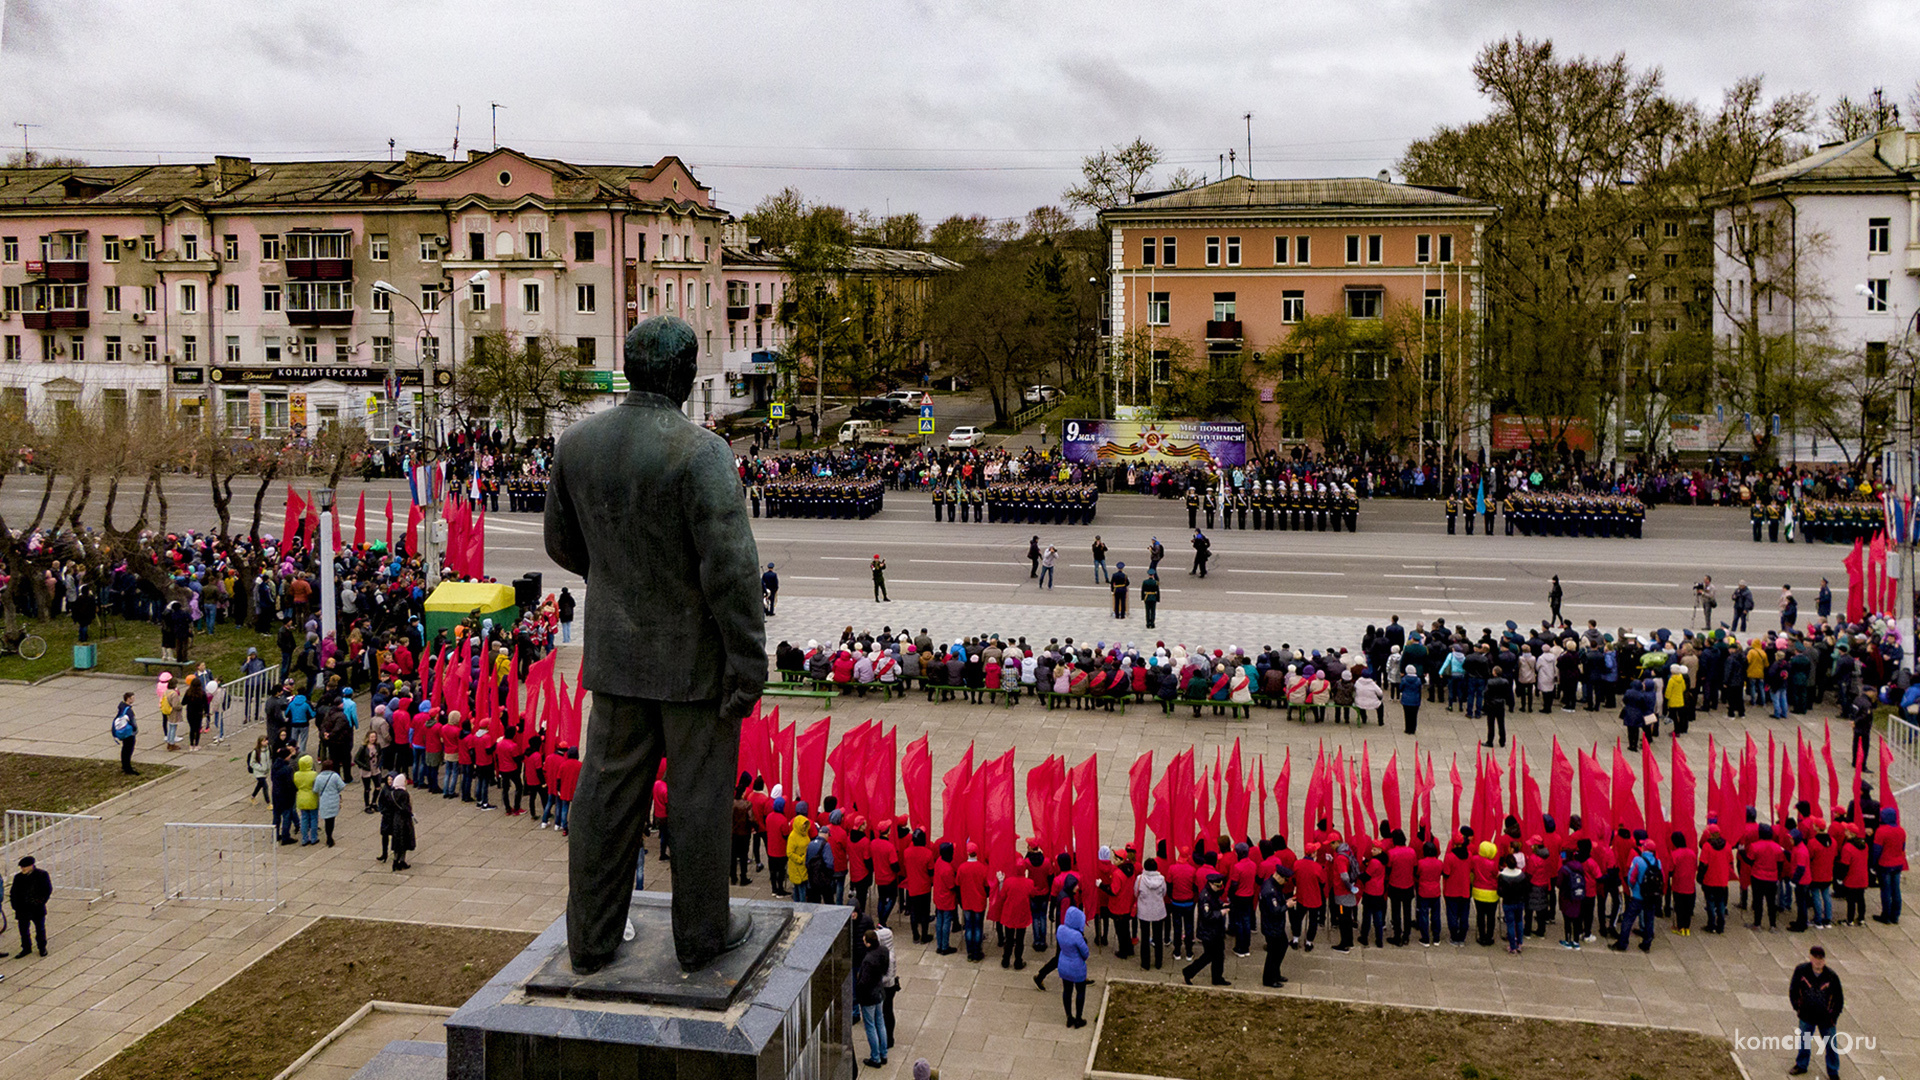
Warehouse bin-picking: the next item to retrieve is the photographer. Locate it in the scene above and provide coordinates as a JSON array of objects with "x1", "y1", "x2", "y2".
[{"x1": 1694, "y1": 576, "x2": 1717, "y2": 630}]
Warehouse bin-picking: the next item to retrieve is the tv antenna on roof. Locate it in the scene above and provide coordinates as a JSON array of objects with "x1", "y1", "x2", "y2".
[
  {"x1": 491, "y1": 102, "x2": 506, "y2": 149},
  {"x1": 14, "y1": 122, "x2": 40, "y2": 161}
]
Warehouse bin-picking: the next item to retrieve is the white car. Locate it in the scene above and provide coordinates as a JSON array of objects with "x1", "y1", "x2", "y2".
[
  {"x1": 884, "y1": 389, "x2": 923, "y2": 408},
  {"x1": 1022, "y1": 385, "x2": 1061, "y2": 405},
  {"x1": 946, "y1": 425, "x2": 984, "y2": 448}
]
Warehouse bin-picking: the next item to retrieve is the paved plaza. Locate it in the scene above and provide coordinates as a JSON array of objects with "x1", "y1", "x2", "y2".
[{"x1": 1, "y1": 644, "x2": 1916, "y2": 1079}]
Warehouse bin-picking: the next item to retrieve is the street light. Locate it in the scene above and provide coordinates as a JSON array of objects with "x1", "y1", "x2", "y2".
[
  {"x1": 315, "y1": 487, "x2": 337, "y2": 643},
  {"x1": 1612, "y1": 272, "x2": 1638, "y2": 471}
]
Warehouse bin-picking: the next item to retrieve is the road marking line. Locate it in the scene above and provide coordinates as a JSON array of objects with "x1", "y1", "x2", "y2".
[
  {"x1": 1381, "y1": 573, "x2": 1507, "y2": 581},
  {"x1": 1225, "y1": 569, "x2": 1347, "y2": 577},
  {"x1": 1223, "y1": 590, "x2": 1349, "y2": 599}
]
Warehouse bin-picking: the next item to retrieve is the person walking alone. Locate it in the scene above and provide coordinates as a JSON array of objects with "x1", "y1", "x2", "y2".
[
  {"x1": 1787, "y1": 945, "x2": 1844, "y2": 1079},
  {"x1": 557, "y1": 587, "x2": 576, "y2": 642},
  {"x1": 1190, "y1": 530, "x2": 1211, "y2": 578},
  {"x1": 111, "y1": 692, "x2": 139, "y2": 776},
  {"x1": 872, "y1": 556, "x2": 890, "y2": 602},
  {"x1": 1091, "y1": 536, "x2": 1109, "y2": 584},
  {"x1": 1028, "y1": 536, "x2": 1042, "y2": 579},
  {"x1": 761, "y1": 565, "x2": 779, "y2": 617},
  {"x1": 1549, "y1": 575, "x2": 1563, "y2": 624},
  {"x1": 10, "y1": 856, "x2": 51, "y2": 958},
  {"x1": 1039, "y1": 546, "x2": 1057, "y2": 590}
]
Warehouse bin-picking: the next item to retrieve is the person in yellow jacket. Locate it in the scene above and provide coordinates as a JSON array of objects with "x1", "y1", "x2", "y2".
[
  {"x1": 294, "y1": 754, "x2": 320, "y2": 845},
  {"x1": 787, "y1": 803, "x2": 813, "y2": 902},
  {"x1": 1664, "y1": 663, "x2": 1693, "y2": 737},
  {"x1": 1471, "y1": 840, "x2": 1501, "y2": 946},
  {"x1": 1746, "y1": 640, "x2": 1768, "y2": 712}
]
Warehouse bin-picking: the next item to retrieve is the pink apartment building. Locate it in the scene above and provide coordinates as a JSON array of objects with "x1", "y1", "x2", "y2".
[{"x1": 0, "y1": 147, "x2": 736, "y2": 436}]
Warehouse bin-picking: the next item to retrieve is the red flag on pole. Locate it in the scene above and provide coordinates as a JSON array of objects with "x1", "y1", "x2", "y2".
[
  {"x1": 1225, "y1": 740, "x2": 1249, "y2": 842},
  {"x1": 284, "y1": 486, "x2": 305, "y2": 544},
  {"x1": 1642, "y1": 739, "x2": 1669, "y2": 860},
  {"x1": 871, "y1": 726, "x2": 897, "y2": 824},
  {"x1": 1256, "y1": 755, "x2": 1268, "y2": 840},
  {"x1": 1671, "y1": 737, "x2": 1697, "y2": 850},
  {"x1": 384, "y1": 494, "x2": 395, "y2": 550},
  {"x1": 1170, "y1": 748, "x2": 1195, "y2": 856},
  {"x1": 1549, "y1": 737, "x2": 1574, "y2": 830},
  {"x1": 1882, "y1": 737, "x2": 1901, "y2": 819},
  {"x1": 1026, "y1": 756, "x2": 1056, "y2": 853},
  {"x1": 1195, "y1": 759, "x2": 1214, "y2": 846},
  {"x1": 1868, "y1": 533, "x2": 1888, "y2": 613},
  {"x1": 983, "y1": 749, "x2": 1018, "y2": 875},
  {"x1": 353, "y1": 492, "x2": 367, "y2": 549},
  {"x1": 1578, "y1": 749, "x2": 1610, "y2": 842},
  {"x1": 1382, "y1": 751, "x2": 1402, "y2": 835},
  {"x1": 1741, "y1": 734, "x2": 1760, "y2": 814},
  {"x1": 1276, "y1": 749, "x2": 1292, "y2": 844},
  {"x1": 1798, "y1": 732, "x2": 1821, "y2": 820},
  {"x1": 405, "y1": 502, "x2": 422, "y2": 557},
  {"x1": 1209, "y1": 751, "x2": 1225, "y2": 842},
  {"x1": 1129, "y1": 751, "x2": 1154, "y2": 858},
  {"x1": 470, "y1": 507, "x2": 487, "y2": 578},
  {"x1": 1612, "y1": 742, "x2": 1643, "y2": 835},
  {"x1": 1822, "y1": 722, "x2": 1842, "y2": 816},
  {"x1": 1450, "y1": 753, "x2": 1463, "y2": 838},
  {"x1": 1521, "y1": 746, "x2": 1544, "y2": 842},
  {"x1": 778, "y1": 719, "x2": 796, "y2": 801},
  {"x1": 1148, "y1": 762, "x2": 1172, "y2": 854},
  {"x1": 1777, "y1": 742, "x2": 1794, "y2": 825},
  {"x1": 304, "y1": 499, "x2": 320, "y2": 550},
  {"x1": 940, "y1": 743, "x2": 975, "y2": 849},
  {"x1": 1844, "y1": 538, "x2": 1867, "y2": 624},
  {"x1": 1071, "y1": 754, "x2": 1100, "y2": 872},
  {"x1": 902, "y1": 734, "x2": 932, "y2": 836}
]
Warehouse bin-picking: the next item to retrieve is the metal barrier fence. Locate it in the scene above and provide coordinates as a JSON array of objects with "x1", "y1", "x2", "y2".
[
  {"x1": 224, "y1": 664, "x2": 281, "y2": 732},
  {"x1": 0, "y1": 810, "x2": 110, "y2": 900},
  {"x1": 160, "y1": 822, "x2": 279, "y2": 907},
  {"x1": 1886, "y1": 714, "x2": 1920, "y2": 799}
]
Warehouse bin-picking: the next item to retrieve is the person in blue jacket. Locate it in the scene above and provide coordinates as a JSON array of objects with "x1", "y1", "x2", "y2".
[
  {"x1": 1399, "y1": 665, "x2": 1424, "y2": 735},
  {"x1": 1055, "y1": 906, "x2": 1090, "y2": 1028}
]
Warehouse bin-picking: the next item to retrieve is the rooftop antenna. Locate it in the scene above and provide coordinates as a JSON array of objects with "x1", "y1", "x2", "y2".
[
  {"x1": 452, "y1": 105, "x2": 461, "y2": 155},
  {"x1": 1228, "y1": 148, "x2": 1236, "y2": 177},
  {"x1": 388, "y1": 138, "x2": 396, "y2": 162},
  {"x1": 14, "y1": 122, "x2": 40, "y2": 163},
  {"x1": 1244, "y1": 113, "x2": 1253, "y2": 178},
  {"x1": 490, "y1": 102, "x2": 505, "y2": 150},
  {"x1": 1218, "y1": 153, "x2": 1224, "y2": 181}
]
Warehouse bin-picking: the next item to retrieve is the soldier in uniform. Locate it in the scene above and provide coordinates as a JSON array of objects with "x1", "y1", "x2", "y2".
[
  {"x1": 748, "y1": 482, "x2": 762, "y2": 518},
  {"x1": 1767, "y1": 501, "x2": 1781, "y2": 542},
  {"x1": 1445, "y1": 493, "x2": 1458, "y2": 534},
  {"x1": 1344, "y1": 483, "x2": 1359, "y2": 532},
  {"x1": 1236, "y1": 487, "x2": 1248, "y2": 530},
  {"x1": 1751, "y1": 499, "x2": 1764, "y2": 542},
  {"x1": 1186, "y1": 487, "x2": 1200, "y2": 529},
  {"x1": 1483, "y1": 490, "x2": 1496, "y2": 536},
  {"x1": 969, "y1": 486, "x2": 984, "y2": 523},
  {"x1": 931, "y1": 485, "x2": 945, "y2": 521},
  {"x1": 1204, "y1": 488, "x2": 1217, "y2": 530}
]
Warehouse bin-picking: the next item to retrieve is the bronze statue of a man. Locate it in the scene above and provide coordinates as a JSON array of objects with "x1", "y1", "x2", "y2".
[{"x1": 545, "y1": 315, "x2": 767, "y2": 973}]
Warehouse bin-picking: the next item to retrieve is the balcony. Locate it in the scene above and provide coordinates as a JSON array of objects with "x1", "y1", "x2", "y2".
[
  {"x1": 756, "y1": 302, "x2": 774, "y2": 318},
  {"x1": 1205, "y1": 319, "x2": 1243, "y2": 341},
  {"x1": 26, "y1": 260, "x2": 89, "y2": 283},
  {"x1": 286, "y1": 258, "x2": 353, "y2": 281},
  {"x1": 727, "y1": 305, "x2": 751, "y2": 321},
  {"x1": 286, "y1": 309, "x2": 354, "y2": 327},
  {"x1": 23, "y1": 310, "x2": 88, "y2": 330}
]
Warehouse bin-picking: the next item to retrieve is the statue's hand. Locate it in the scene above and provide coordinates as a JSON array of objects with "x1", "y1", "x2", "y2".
[{"x1": 719, "y1": 678, "x2": 763, "y2": 723}]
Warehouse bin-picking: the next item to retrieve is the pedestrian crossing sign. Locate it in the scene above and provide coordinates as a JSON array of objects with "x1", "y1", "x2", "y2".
[
  {"x1": 770, "y1": 403, "x2": 787, "y2": 420},
  {"x1": 919, "y1": 418, "x2": 935, "y2": 435}
]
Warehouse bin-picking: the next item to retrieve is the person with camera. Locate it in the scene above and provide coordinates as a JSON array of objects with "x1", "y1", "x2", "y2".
[{"x1": 1694, "y1": 576, "x2": 1717, "y2": 629}]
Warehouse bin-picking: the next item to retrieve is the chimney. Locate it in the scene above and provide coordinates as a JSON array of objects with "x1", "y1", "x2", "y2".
[
  {"x1": 404, "y1": 150, "x2": 445, "y2": 171},
  {"x1": 469, "y1": 149, "x2": 487, "y2": 162},
  {"x1": 1377, "y1": 169, "x2": 1391, "y2": 184},
  {"x1": 213, "y1": 155, "x2": 253, "y2": 194}
]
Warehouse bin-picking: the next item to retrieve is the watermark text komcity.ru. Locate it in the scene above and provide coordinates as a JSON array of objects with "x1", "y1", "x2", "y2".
[{"x1": 1733, "y1": 1028, "x2": 1875, "y2": 1055}]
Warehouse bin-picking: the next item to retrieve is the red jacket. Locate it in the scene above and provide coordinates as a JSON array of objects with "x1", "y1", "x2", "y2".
[
  {"x1": 494, "y1": 737, "x2": 520, "y2": 775},
  {"x1": 551, "y1": 756, "x2": 581, "y2": 801},
  {"x1": 933, "y1": 858, "x2": 959, "y2": 910},
  {"x1": 1839, "y1": 840, "x2": 1871, "y2": 889},
  {"x1": 764, "y1": 811, "x2": 790, "y2": 849},
  {"x1": 1105, "y1": 867, "x2": 1136, "y2": 915},
  {"x1": 1361, "y1": 853, "x2": 1388, "y2": 897},
  {"x1": 1387, "y1": 845, "x2": 1418, "y2": 890},
  {"x1": 522, "y1": 751, "x2": 543, "y2": 790},
  {"x1": 1292, "y1": 857, "x2": 1326, "y2": 907},
  {"x1": 1667, "y1": 846, "x2": 1698, "y2": 895},
  {"x1": 1230, "y1": 858, "x2": 1258, "y2": 898},
  {"x1": 998, "y1": 875, "x2": 1035, "y2": 927},
  {"x1": 827, "y1": 826, "x2": 851, "y2": 878},
  {"x1": 871, "y1": 837, "x2": 901, "y2": 886},
  {"x1": 650, "y1": 779, "x2": 668, "y2": 820},
  {"x1": 1165, "y1": 861, "x2": 1198, "y2": 903},
  {"x1": 957, "y1": 859, "x2": 992, "y2": 911},
  {"x1": 1809, "y1": 835, "x2": 1837, "y2": 884},
  {"x1": 467, "y1": 731, "x2": 493, "y2": 768},
  {"x1": 1699, "y1": 839, "x2": 1733, "y2": 887},
  {"x1": 1877, "y1": 824, "x2": 1909, "y2": 869},
  {"x1": 1415, "y1": 855, "x2": 1444, "y2": 898},
  {"x1": 904, "y1": 845, "x2": 935, "y2": 895},
  {"x1": 1747, "y1": 839, "x2": 1785, "y2": 882},
  {"x1": 1442, "y1": 849, "x2": 1472, "y2": 898}
]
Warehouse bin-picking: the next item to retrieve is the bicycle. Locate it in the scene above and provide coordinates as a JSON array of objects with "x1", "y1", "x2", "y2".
[{"x1": 0, "y1": 627, "x2": 46, "y2": 661}]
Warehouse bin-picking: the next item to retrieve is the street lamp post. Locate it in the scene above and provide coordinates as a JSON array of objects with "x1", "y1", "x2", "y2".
[
  {"x1": 316, "y1": 487, "x2": 337, "y2": 642},
  {"x1": 1612, "y1": 273, "x2": 1638, "y2": 473}
]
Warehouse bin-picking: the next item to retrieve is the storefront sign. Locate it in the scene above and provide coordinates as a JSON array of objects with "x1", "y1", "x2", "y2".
[
  {"x1": 170, "y1": 367, "x2": 205, "y2": 385},
  {"x1": 288, "y1": 392, "x2": 307, "y2": 433},
  {"x1": 1489, "y1": 414, "x2": 1596, "y2": 453},
  {"x1": 210, "y1": 365, "x2": 427, "y2": 386}
]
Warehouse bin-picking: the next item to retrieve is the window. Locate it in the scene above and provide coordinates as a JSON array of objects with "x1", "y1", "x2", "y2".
[
  {"x1": 1225, "y1": 236, "x2": 1240, "y2": 266},
  {"x1": 1213, "y1": 292, "x2": 1236, "y2": 321},
  {"x1": 1663, "y1": 285, "x2": 1679, "y2": 301},
  {"x1": 1345, "y1": 235, "x2": 1361, "y2": 264},
  {"x1": 576, "y1": 337, "x2": 596, "y2": 366},
  {"x1": 1278, "y1": 353, "x2": 1303, "y2": 381},
  {"x1": 1346, "y1": 350, "x2": 1386, "y2": 380},
  {"x1": 2, "y1": 335, "x2": 16, "y2": 361},
  {"x1": 371, "y1": 287, "x2": 391, "y2": 313},
  {"x1": 284, "y1": 232, "x2": 350, "y2": 260},
  {"x1": 2, "y1": 285, "x2": 18, "y2": 313},
  {"x1": 223, "y1": 234, "x2": 239, "y2": 261},
  {"x1": 299, "y1": 335, "x2": 318, "y2": 362},
  {"x1": 1146, "y1": 291, "x2": 1170, "y2": 325},
  {"x1": 1206, "y1": 237, "x2": 1220, "y2": 266},
  {"x1": 224, "y1": 284, "x2": 240, "y2": 312},
  {"x1": 364, "y1": 233, "x2": 387, "y2": 261},
  {"x1": 260, "y1": 234, "x2": 281, "y2": 260},
  {"x1": 470, "y1": 281, "x2": 488, "y2": 311},
  {"x1": 418, "y1": 235, "x2": 439, "y2": 261},
  {"x1": 141, "y1": 235, "x2": 157, "y2": 259},
  {"x1": 141, "y1": 335, "x2": 157, "y2": 362},
  {"x1": 1273, "y1": 236, "x2": 1288, "y2": 264},
  {"x1": 1151, "y1": 350, "x2": 1171, "y2": 382},
  {"x1": 178, "y1": 283, "x2": 198, "y2": 313},
  {"x1": 103, "y1": 236, "x2": 120, "y2": 262},
  {"x1": 1867, "y1": 279, "x2": 1889, "y2": 312},
  {"x1": 419, "y1": 335, "x2": 439, "y2": 363},
  {"x1": 1601, "y1": 285, "x2": 1618, "y2": 303},
  {"x1": 142, "y1": 285, "x2": 157, "y2": 312},
  {"x1": 1869, "y1": 218, "x2": 1892, "y2": 254},
  {"x1": 704, "y1": 237, "x2": 713, "y2": 263},
  {"x1": 33, "y1": 283, "x2": 85, "y2": 311},
  {"x1": 262, "y1": 284, "x2": 281, "y2": 311},
  {"x1": 421, "y1": 285, "x2": 441, "y2": 313},
  {"x1": 372, "y1": 336, "x2": 392, "y2": 364},
  {"x1": 1662, "y1": 317, "x2": 1679, "y2": 333},
  {"x1": 182, "y1": 234, "x2": 198, "y2": 260},
  {"x1": 1161, "y1": 237, "x2": 1176, "y2": 265},
  {"x1": 69, "y1": 336, "x2": 85, "y2": 363},
  {"x1": 285, "y1": 281, "x2": 351, "y2": 312},
  {"x1": 1422, "y1": 353, "x2": 1443, "y2": 382},
  {"x1": 1438, "y1": 234, "x2": 1454, "y2": 263},
  {"x1": 104, "y1": 336, "x2": 122, "y2": 363},
  {"x1": 1424, "y1": 288, "x2": 1446, "y2": 320},
  {"x1": 1281, "y1": 290, "x2": 1304, "y2": 323},
  {"x1": 1280, "y1": 419, "x2": 1305, "y2": 441},
  {"x1": 1663, "y1": 221, "x2": 1680, "y2": 239},
  {"x1": 664, "y1": 282, "x2": 674, "y2": 310},
  {"x1": 1416, "y1": 234, "x2": 1432, "y2": 263},
  {"x1": 524, "y1": 232, "x2": 545, "y2": 259},
  {"x1": 1628, "y1": 253, "x2": 1647, "y2": 271},
  {"x1": 225, "y1": 335, "x2": 241, "y2": 363},
  {"x1": 704, "y1": 281, "x2": 712, "y2": 307},
  {"x1": 576, "y1": 284, "x2": 596, "y2": 313},
  {"x1": 522, "y1": 281, "x2": 541, "y2": 313},
  {"x1": 574, "y1": 230, "x2": 595, "y2": 262},
  {"x1": 633, "y1": 233, "x2": 646, "y2": 261},
  {"x1": 334, "y1": 336, "x2": 350, "y2": 363},
  {"x1": 1, "y1": 237, "x2": 14, "y2": 262},
  {"x1": 469, "y1": 232, "x2": 486, "y2": 261},
  {"x1": 1867, "y1": 341, "x2": 1890, "y2": 378},
  {"x1": 1631, "y1": 222, "x2": 1646, "y2": 240},
  {"x1": 1294, "y1": 236, "x2": 1311, "y2": 265},
  {"x1": 1141, "y1": 236, "x2": 1156, "y2": 266},
  {"x1": 181, "y1": 335, "x2": 197, "y2": 363},
  {"x1": 1663, "y1": 252, "x2": 1678, "y2": 269},
  {"x1": 1346, "y1": 288, "x2": 1382, "y2": 319},
  {"x1": 1367, "y1": 235, "x2": 1382, "y2": 264},
  {"x1": 1630, "y1": 318, "x2": 1649, "y2": 334},
  {"x1": 1629, "y1": 282, "x2": 1646, "y2": 302}
]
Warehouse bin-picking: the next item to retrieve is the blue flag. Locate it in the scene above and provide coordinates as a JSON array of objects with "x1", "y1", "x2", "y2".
[{"x1": 1475, "y1": 476, "x2": 1486, "y2": 517}]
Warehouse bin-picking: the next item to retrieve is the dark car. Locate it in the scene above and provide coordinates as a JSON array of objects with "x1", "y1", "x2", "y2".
[{"x1": 851, "y1": 397, "x2": 904, "y2": 420}]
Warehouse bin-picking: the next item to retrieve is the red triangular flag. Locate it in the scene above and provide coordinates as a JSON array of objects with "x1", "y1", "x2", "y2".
[
  {"x1": 353, "y1": 491, "x2": 367, "y2": 549},
  {"x1": 384, "y1": 494, "x2": 395, "y2": 550}
]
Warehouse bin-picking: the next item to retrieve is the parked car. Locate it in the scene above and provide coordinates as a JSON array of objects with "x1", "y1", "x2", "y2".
[
  {"x1": 1022, "y1": 385, "x2": 1061, "y2": 405},
  {"x1": 851, "y1": 397, "x2": 905, "y2": 420},
  {"x1": 946, "y1": 425, "x2": 984, "y2": 448},
  {"x1": 839, "y1": 419, "x2": 915, "y2": 446},
  {"x1": 883, "y1": 389, "x2": 924, "y2": 408}
]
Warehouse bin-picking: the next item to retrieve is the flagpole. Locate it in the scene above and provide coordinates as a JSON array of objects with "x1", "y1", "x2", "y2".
[{"x1": 1898, "y1": 373, "x2": 1913, "y2": 673}]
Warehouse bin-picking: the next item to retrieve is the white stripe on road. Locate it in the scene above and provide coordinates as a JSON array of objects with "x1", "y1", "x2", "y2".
[
  {"x1": 1558, "y1": 579, "x2": 1685, "y2": 587},
  {"x1": 1388, "y1": 597, "x2": 1537, "y2": 606},
  {"x1": 1224, "y1": 590, "x2": 1349, "y2": 600},
  {"x1": 1224, "y1": 569, "x2": 1347, "y2": 577},
  {"x1": 1381, "y1": 573, "x2": 1508, "y2": 581},
  {"x1": 785, "y1": 576, "x2": 842, "y2": 581}
]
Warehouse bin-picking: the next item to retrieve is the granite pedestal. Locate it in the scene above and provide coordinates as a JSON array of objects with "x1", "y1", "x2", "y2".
[{"x1": 444, "y1": 893, "x2": 852, "y2": 1080}]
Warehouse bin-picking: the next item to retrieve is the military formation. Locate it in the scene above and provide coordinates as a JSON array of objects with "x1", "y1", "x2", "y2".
[
  {"x1": 504, "y1": 475, "x2": 550, "y2": 513},
  {"x1": 933, "y1": 482, "x2": 1099, "y2": 524},
  {"x1": 1183, "y1": 481, "x2": 1361, "y2": 532},
  {"x1": 1750, "y1": 499, "x2": 1886, "y2": 543},
  {"x1": 1445, "y1": 491, "x2": 1646, "y2": 538},
  {"x1": 753, "y1": 478, "x2": 887, "y2": 519}
]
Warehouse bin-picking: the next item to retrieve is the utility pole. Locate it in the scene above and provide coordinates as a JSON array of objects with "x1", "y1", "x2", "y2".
[
  {"x1": 1900, "y1": 372, "x2": 1914, "y2": 672},
  {"x1": 1244, "y1": 113, "x2": 1253, "y2": 177}
]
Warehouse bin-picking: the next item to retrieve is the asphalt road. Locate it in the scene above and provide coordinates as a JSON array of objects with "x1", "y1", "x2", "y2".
[{"x1": 7, "y1": 470, "x2": 1853, "y2": 637}]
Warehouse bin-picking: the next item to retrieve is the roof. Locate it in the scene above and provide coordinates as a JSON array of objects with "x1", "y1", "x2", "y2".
[
  {"x1": 1750, "y1": 128, "x2": 1920, "y2": 187},
  {"x1": 722, "y1": 244, "x2": 963, "y2": 274},
  {"x1": 1106, "y1": 174, "x2": 1493, "y2": 216}
]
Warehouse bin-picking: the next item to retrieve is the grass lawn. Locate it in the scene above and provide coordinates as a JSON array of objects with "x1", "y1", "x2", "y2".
[
  {"x1": 1092, "y1": 981, "x2": 1738, "y2": 1080},
  {"x1": 0, "y1": 614, "x2": 276, "y2": 683},
  {"x1": 0, "y1": 750, "x2": 175, "y2": 815},
  {"x1": 85, "y1": 917, "x2": 534, "y2": 1080}
]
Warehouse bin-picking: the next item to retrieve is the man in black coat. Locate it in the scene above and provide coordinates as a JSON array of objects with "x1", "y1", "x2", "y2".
[
  {"x1": 546, "y1": 316, "x2": 767, "y2": 975},
  {"x1": 1788, "y1": 945, "x2": 1844, "y2": 1078},
  {"x1": 10, "y1": 856, "x2": 52, "y2": 957},
  {"x1": 1259, "y1": 861, "x2": 1293, "y2": 987}
]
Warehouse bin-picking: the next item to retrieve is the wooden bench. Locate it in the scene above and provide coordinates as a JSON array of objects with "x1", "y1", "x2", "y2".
[
  {"x1": 1175, "y1": 697, "x2": 1252, "y2": 719},
  {"x1": 134, "y1": 657, "x2": 192, "y2": 674},
  {"x1": 763, "y1": 685, "x2": 834, "y2": 701},
  {"x1": 1042, "y1": 691, "x2": 1128, "y2": 713}
]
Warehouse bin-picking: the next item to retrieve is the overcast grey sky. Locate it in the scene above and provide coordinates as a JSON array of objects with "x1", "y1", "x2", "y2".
[{"x1": 3, "y1": 0, "x2": 1916, "y2": 225}]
